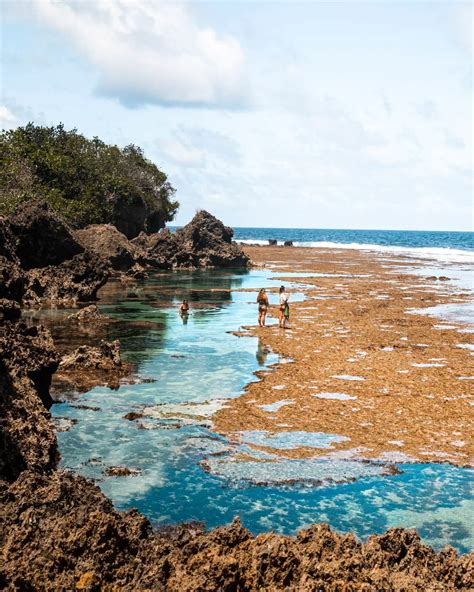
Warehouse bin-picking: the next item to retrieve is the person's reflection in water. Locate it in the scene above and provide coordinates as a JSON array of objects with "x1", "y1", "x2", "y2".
[{"x1": 256, "y1": 340, "x2": 269, "y2": 366}]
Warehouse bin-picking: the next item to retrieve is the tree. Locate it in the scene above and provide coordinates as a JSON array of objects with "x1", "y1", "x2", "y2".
[{"x1": 0, "y1": 123, "x2": 179, "y2": 236}]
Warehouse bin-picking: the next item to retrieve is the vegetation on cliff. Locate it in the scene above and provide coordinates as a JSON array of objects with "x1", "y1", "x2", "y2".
[{"x1": 0, "y1": 123, "x2": 178, "y2": 237}]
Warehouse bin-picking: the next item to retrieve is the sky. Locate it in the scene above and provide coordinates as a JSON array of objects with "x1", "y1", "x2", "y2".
[{"x1": 1, "y1": 0, "x2": 472, "y2": 231}]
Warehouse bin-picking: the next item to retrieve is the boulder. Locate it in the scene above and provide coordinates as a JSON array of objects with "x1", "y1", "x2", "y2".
[
  {"x1": 0, "y1": 322, "x2": 59, "y2": 480},
  {"x1": 75, "y1": 224, "x2": 145, "y2": 271},
  {"x1": 59, "y1": 340, "x2": 122, "y2": 371},
  {"x1": 283, "y1": 240, "x2": 293, "y2": 247},
  {"x1": 9, "y1": 199, "x2": 83, "y2": 270},
  {"x1": 268, "y1": 239, "x2": 278, "y2": 246},
  {"x1": 23, "y1": 252, "x2": 110, "y2": 306},
  {"x1": 108, "y1": 194, "x2": 168, "y2": 239}
]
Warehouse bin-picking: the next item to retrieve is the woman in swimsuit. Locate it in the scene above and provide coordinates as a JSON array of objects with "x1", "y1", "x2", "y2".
[
  {"x1": 279, "y1": 285, "x2": 289, "y2": 328},
  {"x1": 257, "y1": 288, "x2": 269, "y2": 327},
  {"x1": 179, "y1": 299, "x2": 189, "y2": 315}
]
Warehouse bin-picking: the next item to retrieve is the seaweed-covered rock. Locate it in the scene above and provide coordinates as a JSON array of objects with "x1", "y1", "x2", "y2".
[
  {"x1": 75, "y1": 224, "x2": 145, "y2": 271},
  {"x1": 9, "y1": 199, "x2": 83, "y2": 270},
  {"x1": 0, "y1": 322, "x2": 59, "y2": 481}
]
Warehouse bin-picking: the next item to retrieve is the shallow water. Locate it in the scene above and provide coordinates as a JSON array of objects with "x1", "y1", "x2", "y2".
[{"x1": 53, "y1": 269, "x2": 473, "y2": 553}]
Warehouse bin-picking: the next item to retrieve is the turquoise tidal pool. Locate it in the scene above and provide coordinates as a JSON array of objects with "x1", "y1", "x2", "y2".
[{"x1": 52, "y1": 269, "x2": 473, "y2": 554}]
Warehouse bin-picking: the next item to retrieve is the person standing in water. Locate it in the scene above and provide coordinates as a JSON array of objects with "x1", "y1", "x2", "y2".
[
  {"x1": 179, "y1": 299, "x2": 189, "y2": 315},
  {"x1": 279, "y1": 285, "x2": 290, "y2": 328},
  {"x1": 257, "y1": 288, "x2": 269, "y2": 327}
]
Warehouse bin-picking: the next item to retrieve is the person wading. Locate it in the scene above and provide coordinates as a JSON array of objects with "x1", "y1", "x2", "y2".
[
  {"x1": 279, "y1": 285, "x2": 290, "y2": 328},
  {"x1": 257, "y1": 288, "x2": 269, "y2": 327}
]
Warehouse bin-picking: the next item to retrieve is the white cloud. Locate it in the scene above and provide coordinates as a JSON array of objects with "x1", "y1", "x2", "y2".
[
  {"x1": 31, "y1": 0, "x2": 246, "y2": 108},
  {"x1": 0, "y1": 105, "x2": 17, "y2": 128}
]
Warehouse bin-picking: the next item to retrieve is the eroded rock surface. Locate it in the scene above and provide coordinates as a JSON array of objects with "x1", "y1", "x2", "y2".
[
  {"x1": 75, "y1": 224, "x2": 145, "y2": 271},
  {"x1": 55, "y1": 339, "x2": 130, "y2": 391},
  {"x1": 9, "y1": 199, "x2": 83, "y2": 269},
  {"x1": 0, "y1": 477, "x2": 472, "y2": 592},
  {"x1": 0, "y1": 322, "x2": 59, "y2": 481},
  {"x1": 135, "y1": 211, "x2": 249, "y2": 270},
  {"x1": 67, "y1": 303, "x2": 108, "y2": 323},
  {"x1": 23, "y1": 252, "x2": 110, "y2": 306}
]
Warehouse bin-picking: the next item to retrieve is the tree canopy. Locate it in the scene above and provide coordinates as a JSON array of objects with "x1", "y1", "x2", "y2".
[{"x1": 0, "y1": 123, "x2": 178, "y2": 233}]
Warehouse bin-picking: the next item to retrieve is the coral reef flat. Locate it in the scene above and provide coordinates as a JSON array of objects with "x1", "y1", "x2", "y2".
[{"x1": 213, "y1": 246, "x2": 473, "y2": 468}]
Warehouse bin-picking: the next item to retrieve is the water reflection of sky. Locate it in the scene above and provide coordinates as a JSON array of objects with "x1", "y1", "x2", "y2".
[{"x1": 53, "y1": 269, "x2": 473, "y2": 553}]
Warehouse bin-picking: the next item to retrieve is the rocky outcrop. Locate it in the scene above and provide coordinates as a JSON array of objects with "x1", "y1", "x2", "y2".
[
  {"x1": 175, "y1": 210, "x2": 249, "y2": 268},
  {"x1": 0, "y1": 480, "x2": 472, "y2": 591},
  {"x1": 75, "y1": 224, "x2": 145, "y2": 271},
  {"x1": 55, "y1": 339, "x2": 130, "y2": 392},
  {"x1": 23, "y1": 252, "x2": 110, "y2": 306},
  {"x1": 9, "y1": 199, "x2": 83, "y2": 269},
  {"x1": 132, "y1": 228, "x2": 178, "y2": 269},
  {"x1": 136, "y1": 211, "x2": 250, "y2": 270},
  {"x1": 0, "y1": 217, "x2": 18, "y2": 262},
  {"x1": 0, "y1": 323, "x2": 59, "y2": 481},
  {"x1": 67, "y1": 304, "x2": 107, "y2": 323}
]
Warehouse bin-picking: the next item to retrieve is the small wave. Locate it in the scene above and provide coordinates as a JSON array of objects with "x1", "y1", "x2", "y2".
[{"x1": 237, "y1": 239, "x2": 474, "y2": 264}]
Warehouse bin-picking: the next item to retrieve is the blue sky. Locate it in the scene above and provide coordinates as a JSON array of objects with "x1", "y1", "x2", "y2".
[{"x1": 1, "y1": 1, "x2": 472, "y2": 230}]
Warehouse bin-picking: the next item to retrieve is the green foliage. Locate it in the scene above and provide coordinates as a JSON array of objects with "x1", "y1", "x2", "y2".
[{"x1": 0, "y1": 123, "x2": 178, "y2": 229}]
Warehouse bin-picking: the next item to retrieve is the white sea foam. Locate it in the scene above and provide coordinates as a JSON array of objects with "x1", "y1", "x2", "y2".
[{"x1": 237, "y1": 239, "x2": 474, "y2": 265}]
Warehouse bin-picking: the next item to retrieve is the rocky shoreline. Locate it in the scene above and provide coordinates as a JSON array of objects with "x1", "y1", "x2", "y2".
[{"x1": 1, "y1": 202, "x2": 473, "y2": 590}]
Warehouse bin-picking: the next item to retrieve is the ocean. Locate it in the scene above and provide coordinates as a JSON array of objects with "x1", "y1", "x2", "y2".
[{"x1": 232, "y1": 227, "x2": 474, "y2": 264}]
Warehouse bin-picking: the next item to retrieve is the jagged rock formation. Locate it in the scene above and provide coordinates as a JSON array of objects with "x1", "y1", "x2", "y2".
[
  {"x1": 0, "y1": 201, "x2": 110, "y2": 305},
  {"x1": 75, "y1": 224, "x2": 145, "y2": 271},
  {"x1": 23, "y1": 252, "x2": 110, "y2": 306},
  {"x1": 55, "y1": 339, "x2": 130, "y2": 392},
  {"x1": 0, "y1": 322, "x2": 59, "y2": 481},
  {"x1": 0, "y1": 299, "x2": 21, "y2": 322},
  {"x1": 134, "y1": 210, "x2": 249, "y2": 269},
  {"x1": 8, "y1": 199, "x2": 83, "y2": 270},
  {"x1": 0, "y1": 257, "x2": 25, "y2": 301},
  {"x1": 175, "y1": 210, "x2": 249, "y2": 268},
  {"x1": 67, "y1": 304, "x2": 107, "y2": 323}
]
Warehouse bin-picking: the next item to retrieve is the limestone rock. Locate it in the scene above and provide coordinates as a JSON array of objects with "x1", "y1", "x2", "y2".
[
  {"x1": 9, "y1": 199, "x2": 83, "y2": 270},
  {"x1": 0, "y1": 322, "x2": 59, "y2": 480},
  {"x1": 67, "y1": 304, "x2": 106, "y2": 323},
  {"x1": 75, "y1": 224, "x2": 145, "y2": 271},
  {"x1": 23, "y1": 252, "x2": 110, "y2": 306}
]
